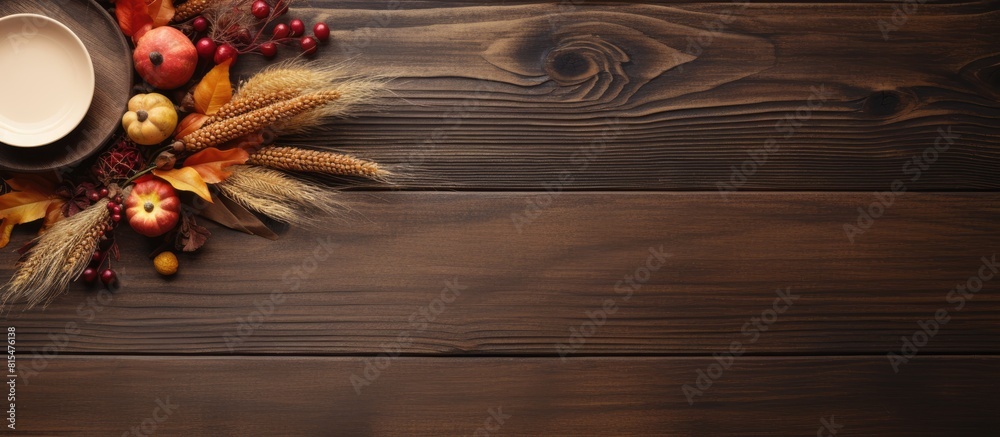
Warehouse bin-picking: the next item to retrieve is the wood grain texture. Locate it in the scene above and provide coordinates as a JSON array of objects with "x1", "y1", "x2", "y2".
[
  {"x1": 0, "y1": 0, "x2": 132, "y2": 172},
  {"x1": 216, "y1": 1, "x2": 1000, "y2": 190},
  {"x1": 14, "y1": 355, "x2": 1000, "y2": 436},
  {"x1": 2, "y1": 192, "x2": 998, "y2": 355}
]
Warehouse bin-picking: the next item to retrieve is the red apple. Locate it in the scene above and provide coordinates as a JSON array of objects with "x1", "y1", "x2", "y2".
[
  {"x1": 133, "y1": 27, "x2": 198, "y2": 90},
  {"x1": 125, "y1": 177, "x2": 180, "y2": 237}
]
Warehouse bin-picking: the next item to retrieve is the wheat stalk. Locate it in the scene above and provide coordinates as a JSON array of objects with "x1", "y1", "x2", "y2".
[
  {"x1": 173, "y1": 0, "x2": 216, "y2": 22},
  {"x1": 207, "y1": 63, "x2": 350, "y2": 124},
  {"x1": 180, "y1": 90, "x2": 342, "y2": 152},
  {"x1": 207, "y1": 62, "x2": 388, "y2": 133},
  {"x1": 248, "y1": 146, "x2": 384, "y2": 179},
  {"x1": 205, "y1": 88, "x2": 301, "y2": 125},
  {"x1": 217, "y1": 165, "x2": 347, "y2": 225},
  {"x1": 2, "y1": 202, "x2": 110, "y2": 310},
  {"x1": 274, "y1": 75, "x2": 386, "y2": 134}
]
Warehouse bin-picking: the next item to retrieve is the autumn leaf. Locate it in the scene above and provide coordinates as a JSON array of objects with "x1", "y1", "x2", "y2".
[
  {"x1": 182, "y1": 147, "x2": 250, "y2": 184},
  {"x1": 175, "y1": 113, "x2": 209, "y2": 139},
  {"x1": 193, "y1": 59, "x2": 233, "y2": 116},
  {"x1": 199, "y1": 194, "x2": 278, "y2": 240},
  {"x1": 0, "y1": 174, "x2": 64, "y2": 248},
  {"x1": 116, "y1": 0, "x2": 154, "y2": 39},
  {"x1": 175, "y1": 212, "x2": 211, "y2": 252},
  {"x1": 153, "y1": 167, "x2": 212, "y2": 202},
  {"x1": 0, "y1": 192, "x2": 52, "y2": 248},
  {"x1": 40, "y1": 200, "x2": 66, "y2": 234},
  {"x1": 146, "y1": 0, "x2": 175, "y2": 27},
  {"x1": 6, "y1": 173, "x2": 58, "y2": 193}
]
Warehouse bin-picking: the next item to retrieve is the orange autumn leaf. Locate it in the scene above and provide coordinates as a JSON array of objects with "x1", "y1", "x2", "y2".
[
  {"x1": 153, "y1": 167, "x2": 212, "y2": 202},
  {"x1": 146, "y1": 0, "x2": 175, "y2": 27},
  {"x1": 193, "y1": 59, "x2": 233, "y2": 116},
  {"x1": 175, "y1": 113, "x2": 209, "y2": 139},
  {"x1": 0, "y1": 173, "x2": 63, "y2": 248},
  {"x1": 182, "y1": 147, "x2": 250, "y2": 184},
  {"x1": 40, "y1": 200, "x2": 66, "y2": 234},
  {"x1": 116, "y1": 0, "x2": 153, "y2": 39}
]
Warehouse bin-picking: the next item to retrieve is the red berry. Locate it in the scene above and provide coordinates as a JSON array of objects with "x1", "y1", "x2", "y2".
[
  {"x1": 259, "y1": 42, "x2": 277, "y2": 58},
  {"x1": 196, "y1": 38, "x2": 216, "y2": 60},
  {"x1": 100, "y1": 269, "x2": 116, "y2": 285},
  {"x1": 251, "y1": 1, "x2": 271, "y2": 19},
  {"x1": 88, "y1": 191, "x2": 100, "y2": 202},
  {"x1": 214, "y1": 44, "x2": 238, "y2": 64},
  {"x1": 82, "y1": 268, "x2": 98, "y2": 284},
  {"x1": 313, "y1": 22, "x2": 330, "y2": 42},
  {"x1": 193, "y1": 16, "x2": 209, "y2": 33},
  {"x1": 289, "y1": 19, "x2": 305, "y2": 37},
  {"x1": 300, "y1": 36, "x2": 318, "y2": 55},
  {"x1": 99, "y1": 188, "x2": 109, "y2": 198},
  {"x1": 114, "y1": 195, "x2": 122, "y2": 204},
  {"x1": 112, "y1": 205, "x2": 122, "y2": 215},
  {"x1": 92, "y1": 251, "x2": 102, "y2": 262},
  {"x1": 272, "y1": 23, "x2": 290, "y2": 39},
  {"x1": 106, "y1": 201, "x2": 116, "y2": 210},
  {"x1": 111, "y1": 214, "x2": 122, "y2": 223}
]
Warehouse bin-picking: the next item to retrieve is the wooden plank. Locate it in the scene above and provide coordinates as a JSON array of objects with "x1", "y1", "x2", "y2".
[
  {"x1": 2, "y1": 192, "x2": 998, "y2": 355},
  {"x1": 218, "y1": 1, "x2": 1000, "y2": 190},
  {"x1": 11, "y1": 355, "x2": 1000, "y2": 435}
]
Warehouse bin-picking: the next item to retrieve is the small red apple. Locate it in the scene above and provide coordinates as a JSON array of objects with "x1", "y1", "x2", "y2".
[
  {"x1": 133, "y1": 27, "x2": 198, "y2": 90},
  {"x1": 126, "y1": 177, "x2": 181, "y2": 237}
]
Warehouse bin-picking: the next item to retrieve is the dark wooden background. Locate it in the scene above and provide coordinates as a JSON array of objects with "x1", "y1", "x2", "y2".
[{"x1": 3, "y1": 0, "x2": 1000, "y2": 435}]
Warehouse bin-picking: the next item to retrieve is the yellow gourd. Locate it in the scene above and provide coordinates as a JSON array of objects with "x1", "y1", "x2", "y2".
[{"x1": 122, "y1": 93, "x2": 177, "y2": 145}]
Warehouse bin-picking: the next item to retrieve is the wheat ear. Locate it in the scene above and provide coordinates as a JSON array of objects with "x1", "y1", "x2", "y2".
[
  {"x1": 2, "y1": 202, "x2": 110, "y2": 310},
  {"x1": 173, "y1": 0, "x2": 216, "y2": 22},
  {"x1": 248, "y1": 146, "x2": 385, "y2": 180},
  {"x1": 209, "y1": 62, "x2": 387, "y2": 134},
  {"x1": 217, "y1": 165, "x2": 347, "y2": 226},
  {"x1": 180, "y1": 90, "x2": 341, "y2": 152}
]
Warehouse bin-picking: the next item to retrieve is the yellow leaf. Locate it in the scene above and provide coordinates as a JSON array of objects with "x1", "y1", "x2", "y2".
[
  {"x1": 194, "y1": 59, "x2": 233, "y2": 116},
  {"x1": 0, "y1": 191, "x2": 57, "y2": 249},
  {"x1": 183, "y1": 147, "x2": 250, "y2": 184},
  {"x1": 0, "y1": 224, "x2": 11, "y2": 250},
  {"x1": 146, "y1": 0, "x2": 175, "y2": 27},
  {"x1": 153, "y1": 167, "x2": 212, "y2": 202}
]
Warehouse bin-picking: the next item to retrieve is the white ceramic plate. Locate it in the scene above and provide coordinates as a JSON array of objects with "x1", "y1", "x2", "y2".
[{"x1": 0, "y1": 13, "x2": 95, "y2": 148}]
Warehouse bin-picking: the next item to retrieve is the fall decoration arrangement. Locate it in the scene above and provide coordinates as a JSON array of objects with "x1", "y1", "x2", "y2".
[{"x1": 0, "y1": 0, "x2": 389, "y2": 310}]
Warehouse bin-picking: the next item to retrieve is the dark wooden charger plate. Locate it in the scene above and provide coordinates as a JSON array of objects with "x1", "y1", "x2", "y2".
[{"x1": 0, "y1": 0, "x2": 132, "y2": 173}]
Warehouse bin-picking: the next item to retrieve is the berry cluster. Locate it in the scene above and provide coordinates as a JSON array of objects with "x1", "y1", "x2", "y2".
[
  {"x1": 82, "y1": 194, "x2": 125, "y2": 288},
  {"x1": 187, "y1": 0, "x2": 331, "y2": 65}
]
